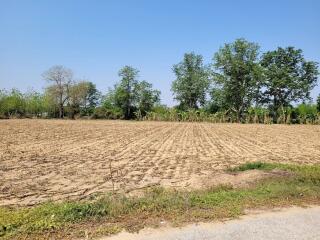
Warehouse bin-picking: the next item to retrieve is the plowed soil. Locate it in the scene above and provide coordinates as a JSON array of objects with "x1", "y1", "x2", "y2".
[{"x1": 1, "y1": 119, "x2": 320, "y2": 206}]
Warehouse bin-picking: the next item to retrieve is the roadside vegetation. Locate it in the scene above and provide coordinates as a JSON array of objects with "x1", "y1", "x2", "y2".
[
  {"x1": 1, "y1": 39, "x2": 319, "y2": 123},
  {"x1": 1, "y1": 162, "x2": 320, "y2": 239}
]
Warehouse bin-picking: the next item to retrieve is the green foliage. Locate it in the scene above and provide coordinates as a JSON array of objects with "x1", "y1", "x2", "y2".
[
  {"x1": 146, "y1": 107, "x2": 233, "y2": 123},
  {"x1": 205, "y1": 88, "x2": 226, "y2": 113},
  {"x1": 231, "y1": 162, "x2": 320, "y2": 185},
  {"x1": 146, "y1": 104, "x2": 320, "y2": 124},
  {"x1": 295, "y1": 103, "x2": 318, "y2": 124},
  {"x1": 66, "y1": 81, "x2": 101, "y2": 119},
  {"x1": 25, "y1": 91, "x2": 47, "y2": 117},
  {"x1": 135, "y1": 80, "x2": 160, "y2": 118},
  {"x1": 260, "y1": 47, "x2": 319, "y2": 122},
  {"x1": 1, "y1": 40, "x2": 318, "y2": 123},
  {"x1": 0, "y1": 89, "x2": 26, "y2": 117},
  {"x1": 100, "y1": 66, "x2": 161, "y2": 120},
  {"x1": 79, "y1": 82, "x2": 101, "y2": 116},
  {"x1": 229, "y1": 162, "x2": 275, "y2": 172},
  {"x1": 0, "y1": 84, "x2": 100, "y2": 119},
  {"x1": 245, "y1": 107, "x2": 272, "y2": 124},
  {"x1": 115, "y1": 66, "x2": 140, "y2": 119},
  {"x1": 0, "y1": 89, "x2": 8, "y2": 117},
  {"x1": 92, "y1": 106, "x2": 123, "y2": 119},
  {"x1": 213, "y1": 38, "x2": 262, "y2": 122},
  {"x1": 43, "y1": 86, "x2": 60, "y2": 118},
  {"x1": 172, "y1": 52, "x2": 210, "y2": 109}
]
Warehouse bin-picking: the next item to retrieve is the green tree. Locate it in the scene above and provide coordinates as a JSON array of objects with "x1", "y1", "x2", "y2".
[
  {"x1": 213, "y1": 38, "x2": 262, "y2": 122},
  {"x1": 67, "y1": 81, "x2": 101, "y2": 118},
  {"x1": 25, "y1": 91, "x2": 46, "y2": 117},
  {"x1": 205, "y1": 88, "x2": 226, "y2": 113},
  {"x1": 67, "y1": 82, "x2": 89, "y2": 119},
  {"x1": 115, "y1": 66, "x2": 139, "y2": 119},
  {"x1": 172, "y1": 52, "x2": 210, "y2": 109},
  {"x1": 0, "y1": 89, "x2": 26, "y2": 117},
  {"x1": 261, "y1": 47, "x2": 318, "y2": 122},
  {"x1": 101, "y1": 67, "x2": 160, "y2": 120},
  {"x1": 100, "y1": 88, "x2": 123, "y2": 119},
  {"x1": 317, "y1": 94, "x2": 320, "y2": 112},
  {"x1": 82, "y1": 82, "x2": 100, "y2": 116},
  {"x1": 135, "y1": 80, "x2": 160, "y2": 117}
]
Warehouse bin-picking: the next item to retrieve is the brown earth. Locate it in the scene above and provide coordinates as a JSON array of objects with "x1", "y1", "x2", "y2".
[{"x1": 0, "y1": 119, "x2": 319, "y2": 206}]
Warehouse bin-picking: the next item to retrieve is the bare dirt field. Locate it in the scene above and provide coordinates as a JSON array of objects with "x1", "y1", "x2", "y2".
[{"x1": 1, "y1": 119, "x2": 320, "y2": 206}]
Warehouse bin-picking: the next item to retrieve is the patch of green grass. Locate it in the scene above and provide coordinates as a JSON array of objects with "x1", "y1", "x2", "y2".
[
  {"x1": 230, "y1": 162, "x2": 320, "y2": 185},
  {"x1": 228, "y1": 161, "x2": 277, "y2": 172},
  {"x1": 1, "y1": 163, "x2": 320, "y2": 239}
]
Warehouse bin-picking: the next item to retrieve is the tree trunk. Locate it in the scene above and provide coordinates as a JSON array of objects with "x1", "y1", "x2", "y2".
[
  {"x1": 281, "y1": 104, "x2": 286, "y2": 124},
  {"x1": 59, "y1": 103, "x2": 64, "y2": 118},
  {"x1": 70, "y1": 107, "x2": 75, "y2": 120},
  {"x1": 273, "y1": 98, "x2": 278, "y2": 123},
  {"x1": 236, "y1": 111, "x2": 241, "y2": 123},
  {"x1": 59, "y1": 91, "x2": 64, "y2": 118},
  {"x1": 236, "y1": 105, "x2": 244, "y2": 123}
]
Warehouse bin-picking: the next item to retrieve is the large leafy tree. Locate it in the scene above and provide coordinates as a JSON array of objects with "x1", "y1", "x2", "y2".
[
  {"x1": 135, "y1": 80, "x2": 160, "y2": 117},
  {"x1": 103, "y1": 66, "x2": 160, "y2": 119},
  {"x1": 101, "y1": 87, "x2": 123, "y2": 119},
  {"x1": 172, "y1": 52, "x2": 210, "y2": 109},
  {"x1": 67, "y1": 81, "x2": 101, "y2": 118},
  {"x1": 84, "y1": 82, "x2": 101, "y2": 114},
  {"x1": 115, "y1": 66, "x2": 139, "y2": 119},
  {"x1": 213, "y1": 38, "x2": 262, "y2": 121},
  {"x1": 260, "y1": 47, "x2": 318, "y2": 120}
]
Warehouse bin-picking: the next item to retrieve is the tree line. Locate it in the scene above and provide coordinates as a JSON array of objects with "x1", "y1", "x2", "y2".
[{"x1": 1, "y1": 38, "x2": 319, "y2": 123}]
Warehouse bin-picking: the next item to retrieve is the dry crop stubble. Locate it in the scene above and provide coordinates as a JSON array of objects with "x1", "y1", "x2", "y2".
[{"x1": 0, "y1": 119, "x2": 320, "y2": 206}]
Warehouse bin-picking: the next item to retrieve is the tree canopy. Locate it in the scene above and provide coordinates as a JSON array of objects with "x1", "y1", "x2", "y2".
[
  {"x1": 213, "y1": 38, "x2": 262, "y2": 121},
  {"x1": 102, "y1": 66, "x2": 160, "y2": 119},
  {"x1": 261, "y1": 47, "x2": 319, "y2": 121},
  {"x1": 172, "y1": 52, "x2": 210, "y2": 110},
  {"x1": 1, "y1": 39, "x2": 319, "y2": 123}
]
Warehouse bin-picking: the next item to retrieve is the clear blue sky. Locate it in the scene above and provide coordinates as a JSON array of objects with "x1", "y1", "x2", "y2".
[{"x1": 1, "y1": 0, "x2": 319, "y2": 106}]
